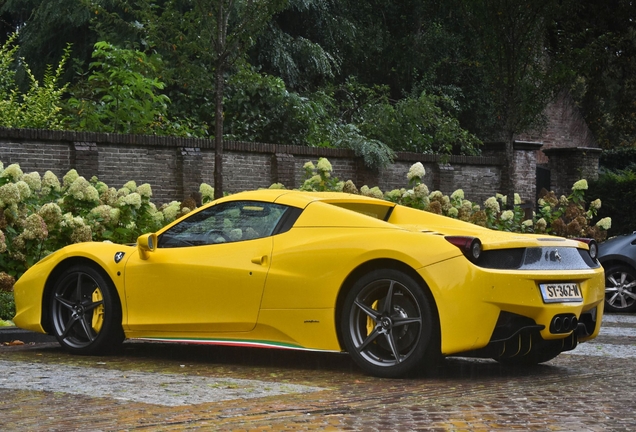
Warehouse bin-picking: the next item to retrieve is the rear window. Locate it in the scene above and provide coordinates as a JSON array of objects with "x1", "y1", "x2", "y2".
[{"x1": 327, "y1": 202, "x2": 393, "y2": 221}]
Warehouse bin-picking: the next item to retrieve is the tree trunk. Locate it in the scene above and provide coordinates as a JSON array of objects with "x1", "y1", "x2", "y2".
[
  {"x1": 505, "y1": 133, "x2": 515, "y2": 210},
  {"x1": 213, "y1": 64, "x2": 224, "y2": 200}
]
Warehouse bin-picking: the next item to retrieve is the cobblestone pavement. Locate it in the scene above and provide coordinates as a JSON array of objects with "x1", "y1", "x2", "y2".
[{"x1": 1, "y1": 314, "x2": 635, "y2": 431}]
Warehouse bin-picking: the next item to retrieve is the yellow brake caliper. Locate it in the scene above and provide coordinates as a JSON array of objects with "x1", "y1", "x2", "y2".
[
  {"x1": 91, "y1": 288, "x2": 104, "y2": 333},
  {"x1": 366, "y1": 300, "x2": 379, "y2": 337}
]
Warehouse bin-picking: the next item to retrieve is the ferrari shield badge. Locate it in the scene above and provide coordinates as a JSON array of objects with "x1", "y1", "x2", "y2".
[{"x1": 114, "y1": 251, "x2": 125, "y2": 263}]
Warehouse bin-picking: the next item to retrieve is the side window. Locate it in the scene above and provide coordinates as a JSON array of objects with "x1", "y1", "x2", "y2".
[{"x1": 158, "y1": 201, "x2": 289, "y2": 248}]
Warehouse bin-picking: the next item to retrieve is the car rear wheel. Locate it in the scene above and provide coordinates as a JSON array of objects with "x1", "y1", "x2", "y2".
[
  {"x1": 341, "y1": 269, "x2": 435, "y2": 378},
  {"x1": 50, "y1": 265, "x2": 124, "y2": 354},
  {"x1": 604, "y1": 264, "x2": 636, "y2": 313}
]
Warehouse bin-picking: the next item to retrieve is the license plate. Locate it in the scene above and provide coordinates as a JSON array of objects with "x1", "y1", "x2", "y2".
[{"x1": 539, "y1": 283, "x2": 583, "y2": 303}]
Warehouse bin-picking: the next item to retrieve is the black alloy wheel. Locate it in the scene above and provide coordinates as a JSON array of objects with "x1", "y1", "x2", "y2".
[
  {"x1": 341, "y1": 269, "x2": 436, "y2": 378},
  {"x1": 50, "y1": 265, "x2": 124, "y2": 354}
]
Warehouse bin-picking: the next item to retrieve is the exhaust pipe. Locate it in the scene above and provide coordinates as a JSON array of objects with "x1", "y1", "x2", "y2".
[{"x1": 550, "y1": 314, "x2": 578, "y2": 334}]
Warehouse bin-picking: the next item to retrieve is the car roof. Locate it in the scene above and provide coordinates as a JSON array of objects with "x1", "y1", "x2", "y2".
[{"x1": 214, "y1": 189, "x2": 396, "y2": 209}]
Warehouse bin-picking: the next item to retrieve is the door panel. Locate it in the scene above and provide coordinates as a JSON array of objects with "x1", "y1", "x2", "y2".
[{"x1": 123, "y1": 237, "x2": 272, "y2": 333}]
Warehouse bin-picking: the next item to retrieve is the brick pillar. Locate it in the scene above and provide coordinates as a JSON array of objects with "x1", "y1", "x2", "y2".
[
  {"x1": 543, "y1": 147, "x2": 601, "y2": 197},
  {"x1": 178, "y1": 147, "x2": 203, "y2": 201},
  {"x1": 272, "y1": 153, "x2": 296, "y2": 188},
  {"x1": 71, "y1": 142, "x2": 98, "y2": 178},
  {"x1": 512, "y1": 141, "x2": 543, "y2": 204},
  {"x1": 432, "y1": 163, "x2": 454, "y2": 194}
]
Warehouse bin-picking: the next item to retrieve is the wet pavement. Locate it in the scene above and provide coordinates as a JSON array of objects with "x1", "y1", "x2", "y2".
[{"x1": 1, "y1": 314, "x2": 635, "y2": 431}]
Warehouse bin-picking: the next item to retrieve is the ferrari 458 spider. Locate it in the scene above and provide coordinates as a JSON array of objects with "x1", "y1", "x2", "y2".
[{"x1": 13, "y1": 190, "x2": 605, "y2": 377}]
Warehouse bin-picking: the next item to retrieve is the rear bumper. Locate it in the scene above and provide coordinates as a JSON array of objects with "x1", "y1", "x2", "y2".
[{"x1": 418, "y1": 256, "x2": 605, "y2": 356}]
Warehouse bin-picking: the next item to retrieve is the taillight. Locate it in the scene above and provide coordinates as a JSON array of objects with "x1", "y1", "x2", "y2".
[
  {"x1": 574, "y1": 238, "x2": 598, "y2": 260},
  {"x1": 445, "y1": 236, "x2": 482, "y2": 262}
]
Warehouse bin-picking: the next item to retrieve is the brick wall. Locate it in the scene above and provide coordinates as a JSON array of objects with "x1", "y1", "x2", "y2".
[
  {"x1": 0, "y1": 127, "x2": 595, "y2": 208},
  {"x1": 544, "y1": 147, "x2": 602, "y2": 197},
  {"x1": 516, "y1": 92, "x2": 598, "y2": 165}
]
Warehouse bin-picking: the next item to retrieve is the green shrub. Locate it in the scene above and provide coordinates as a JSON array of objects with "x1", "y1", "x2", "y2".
[
  {"x1": 0, "y1": 292, "x2": 15, "y2": 321},
  {"x1": 600, "y1": 148, "x2": 636, "y2": 173},
  {"x1": 589, "y1": 170, "x2": 636, "y2": 236}
]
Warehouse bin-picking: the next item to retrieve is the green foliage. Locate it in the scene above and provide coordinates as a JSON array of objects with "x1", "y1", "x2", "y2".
[
  {"x1": 559, "y1": 0, "x2": 636, "y2": 149},
  {"x1": 65, "y1": 41, "x2": 171, "y2": 134},
  {"x1": 0, "y1": 292, "x2": 15, "y2": 321},
  {"x1": 224, "y1": 63, "x2": 319, "y2": 145},
  {"x1": 599, "y1": 148, "x2": 636, "y2": 173},
  {"x1": 0, "y1": 33, "x2": 70, "y2": 130},
  {"x1": 588, "y1": 170, "x2": 636, "y2": 236},
  {"x1": 324, "y1": 124, "x2": 396, "y2": 171},
  {"x1": 359, "y1": 91, "x2": 482, "y2": 155}
]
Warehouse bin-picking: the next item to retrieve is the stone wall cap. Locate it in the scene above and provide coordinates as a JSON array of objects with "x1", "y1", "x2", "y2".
[{"x1": 543, "y1": 146, "x2": 602, "y2": 155}]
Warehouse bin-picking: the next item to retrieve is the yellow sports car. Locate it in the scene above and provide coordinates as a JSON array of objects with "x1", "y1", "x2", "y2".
[{"x1": 13, "y1": 190, "x2": 605, "y2": 378}]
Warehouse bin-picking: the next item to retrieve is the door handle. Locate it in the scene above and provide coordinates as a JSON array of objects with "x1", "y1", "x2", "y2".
[{"x1": 251, "y1": 255, "x2": 268, "y2": 265}]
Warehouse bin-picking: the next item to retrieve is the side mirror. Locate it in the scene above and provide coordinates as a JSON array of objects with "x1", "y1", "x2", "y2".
[{"x1": 137, "y1": 233, "x2": 158, "y2": 260}]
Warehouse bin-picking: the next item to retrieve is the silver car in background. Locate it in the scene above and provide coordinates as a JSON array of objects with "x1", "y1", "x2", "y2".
[{"x1": 599, "y1": 232, "x2": 636, "y2": 312}]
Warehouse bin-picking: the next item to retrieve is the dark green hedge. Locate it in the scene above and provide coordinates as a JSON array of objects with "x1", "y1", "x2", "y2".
[
  {"x1": 599, "y1": 148, "x2": 636, "y2": 172},
  {"x1": 588, "y1": 170, "x2": 636, "y2": 237}
]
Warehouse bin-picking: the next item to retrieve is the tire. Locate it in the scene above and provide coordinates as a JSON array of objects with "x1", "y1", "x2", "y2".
[
  {"x1": 604, "y1": 264, "x2": 636, "y2": 313},
  {"x1": 341, "y1": 269, "x2": 436, "y2": 378},
  {"x1": 50, "y1": 265, "x2": 124, "y2": 354}
]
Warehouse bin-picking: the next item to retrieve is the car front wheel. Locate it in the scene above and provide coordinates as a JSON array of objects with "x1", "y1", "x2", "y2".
[
  {"x1": 341, "y1": 269, "x2": 436, "y2": 378},
  {"x1": 604, "y1": 264, "x2": 636, "y2": 313},
  {"x1": 50, "y1": 265, "x2": 124, "y2": 354}
]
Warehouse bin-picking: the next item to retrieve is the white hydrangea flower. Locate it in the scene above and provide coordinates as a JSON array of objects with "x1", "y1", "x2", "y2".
[
  {"x1": 484, "y1": 197, "x2": 500, "y2": 213},
  {"x1": 451, "y1": 189, "x2": 464, "y2": 201},
  {"x1": 501, "y1": 210, "x2": 514, "y2": 221},
  {"x1": 38, "y1": 203, "x2": 63, "y2": 229},
  {"x1": 448, "y1": 207, "x2": 459, "y2": 218},
  {"x1": 136, "y1": 183, "x2": 152, "y2": 198},
  {"x1": 120, "y1": 192, "x2": 142, "y2": 209},
  {"x1": 596, "y1": 217, "x2": 612, "y2": 230},
  {"x1": 303, "y1": 161, "x2": 315, "y2": 170},
  {"x1": 407, "y1": 162, "x2": 425, "y2": 181},
  {"x1": 162, "y1": 201, "x2": 181, "y2": 222},
  {"x1": 200, "y1": 183, "x2": 215, "y2": 202},
  {"x1": 68, "y1": 177, "x2": 99, "y2": 202},
  {"x1": 316, "y1": 158, "x2": 333, "y2": 173},
  {"x1": 368, "y1": 186, "x2": 384, "y2": 199},
  {"x1": 590, "y1": 199, "x2": 601, "y2": 210},
  {"x1": 62, "y1": 169, "x2": 79, "y2": 188},
  {"x1": 0, "y1": 163, "x2": 23, "y2": 182},
  {"x1": 21, "y1": 214, "x2": 48, "y2": 240},
  {"x1": 41, "y1": 171, "x2": 61, "y2": 194},
  {"x1": 536, "y1": 218, "x2": 547, "y2": 230},
  {"x1": 522, "y1": 219, "x2": 534, "y2": 228},
  {"x1": 429, "y1": 190, "x2": 443, "y2": 200},
  {"x1": 21, "y1": 172, "x2": 42, "y2": 192},
  {"x1": 414, "y1": 184, "x2": 429, "y2": 199},
  {"x1": 15, "y1": 180, "x2": 32, "y2": 200},
  {"x1": 572, "y1": 179, "x2": 588, "y2": 191},
  {"x1": 0, "y1": 183, "x2": 20, "y2": 206}
]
